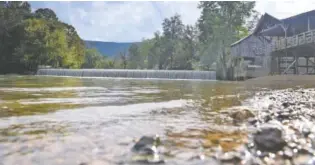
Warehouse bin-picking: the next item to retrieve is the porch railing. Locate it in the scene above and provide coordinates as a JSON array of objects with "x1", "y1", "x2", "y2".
[{"x1": 272, "y1": 29, "x2": 315, "y2": 51}]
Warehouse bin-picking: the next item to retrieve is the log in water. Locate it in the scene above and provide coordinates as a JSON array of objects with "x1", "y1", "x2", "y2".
[{"x1": 36, "y1": 69, "x2": 216, "y2": 80}]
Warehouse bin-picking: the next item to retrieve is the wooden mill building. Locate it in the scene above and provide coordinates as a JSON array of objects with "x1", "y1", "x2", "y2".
[{"x1": 231, "y1": 10, "x2": 315, "y2": 78}]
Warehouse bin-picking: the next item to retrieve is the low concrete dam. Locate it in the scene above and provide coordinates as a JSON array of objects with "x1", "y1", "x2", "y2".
[{"x1": 36, "y1": 69, "x2": 216, "y2": 80}]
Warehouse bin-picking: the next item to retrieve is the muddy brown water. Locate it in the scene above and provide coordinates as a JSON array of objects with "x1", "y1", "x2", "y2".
[{"x1": 0, "y1": 75, "x2": 315, "y2": 165}]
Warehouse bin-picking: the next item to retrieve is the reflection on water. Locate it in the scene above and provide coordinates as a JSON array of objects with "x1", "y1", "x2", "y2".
[{"x1": 0, "y1": 75, "x2": 314, "y2": 164}]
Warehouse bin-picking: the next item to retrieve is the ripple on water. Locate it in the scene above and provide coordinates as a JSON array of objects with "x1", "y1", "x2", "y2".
[
  {"x1": 0, "y1": 75, "x2": 263, "y2": 165},
  {"x1": 0, "y1": 87, "x2": 107, "y2": 92},
  {"x1": 0, "y1": 99, "x2": 196, "y2": 165},
  {"x1": 18, "y1": 97, "x2": 127, "y2": 105}
]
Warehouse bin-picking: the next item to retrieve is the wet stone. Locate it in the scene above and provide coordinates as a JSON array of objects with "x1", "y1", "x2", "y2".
[
  {"x1": 131, "y1": 136, "x2": 160, "y2": 152},
  {"x1": 129, "y1": 88, "x2": 315, "y2": 164},
  {"x1": 263, "y1": 115, "x2": 273, "y2": 123},
  {"x1": 253, "y1": 127, "x2": 286, "y2": 152},
  {"x1": 269, "y1": 97, "x2": 276, "y2": 101},
  {"x1": 130, "y1": 135, "x2": 164, "y2": 164},
  {"x1": 79, "y1": 163, "x2": 88, "y2": 165},
  {"x1": 229, "y1": 109, "x2": 255, "y2": 123},
  {"x1": 248, "y1": 117, "x2": 259, "y2": 126},
  {"x1": 218, "y1": 152, "x2": 242, "y2": 163},
  {"x1": 277, "y1": 112, "x2": 291, "y2": 121},
  {"x1": 302, "y1": 127, "x2": 311, "y2": 138},
  {"x1": 282, "y1": 147, "x2": 293, "y2": 159}
]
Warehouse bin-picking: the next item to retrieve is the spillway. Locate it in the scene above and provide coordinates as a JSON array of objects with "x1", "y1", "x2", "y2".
[{"x1": 36, "y1": 69, "x2": 216, "y2": 80}]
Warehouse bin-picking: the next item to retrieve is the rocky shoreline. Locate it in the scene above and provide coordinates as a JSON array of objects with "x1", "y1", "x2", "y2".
[{"x1": 128, "y1": 88, "x2": 315, "y2": 165}]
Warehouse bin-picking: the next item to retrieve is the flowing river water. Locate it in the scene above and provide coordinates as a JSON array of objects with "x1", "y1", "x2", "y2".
[{"x1": 1, "y1": 75, "x2": 315, "y2": 165}]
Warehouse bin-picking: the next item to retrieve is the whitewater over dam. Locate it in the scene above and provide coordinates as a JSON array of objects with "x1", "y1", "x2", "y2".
[{"x1": 36, "y1": 69, "x2": 216, "y2": 80}]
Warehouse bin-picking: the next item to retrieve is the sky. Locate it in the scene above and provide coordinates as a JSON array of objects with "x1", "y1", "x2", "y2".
[{"x1": 29, "y1": 1, "x2": 315, "y2": 42}]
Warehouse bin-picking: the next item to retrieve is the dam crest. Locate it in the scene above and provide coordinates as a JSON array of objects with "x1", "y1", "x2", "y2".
[{"x1": 36, "y1": 69, "x2": 216, "y2": 80}]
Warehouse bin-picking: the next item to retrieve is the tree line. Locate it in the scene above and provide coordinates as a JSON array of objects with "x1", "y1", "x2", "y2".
[
  {"x1": 112, "y1": 1, "x2": 259, "y2": 79},
  {"x1": 0, "y1": 1, "x2": 259, "y2": 80}
]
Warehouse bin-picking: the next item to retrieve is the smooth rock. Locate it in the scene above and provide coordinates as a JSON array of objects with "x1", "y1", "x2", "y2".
[{"x1": 254, "y1": 127, "x2": 286, "y2": 152}]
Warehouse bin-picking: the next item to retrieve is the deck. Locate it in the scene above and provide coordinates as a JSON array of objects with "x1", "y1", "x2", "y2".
[{"x1": 272, "y1": 29, "x2": 315, "y2": 52}]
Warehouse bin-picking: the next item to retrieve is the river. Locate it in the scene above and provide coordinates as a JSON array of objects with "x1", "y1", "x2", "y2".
[{"x1": 0, "y1": 75, "x2": 315, "y2": 165}]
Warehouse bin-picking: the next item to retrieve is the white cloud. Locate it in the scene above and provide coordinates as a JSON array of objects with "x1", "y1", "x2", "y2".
[
  {"x1": 256, "y1": 0, "x2": 315, "y2": 19},
  {"x1": 31, "y1": 1, "x2": 315, "y2": 42},
  {"x1": 41, "y1": 1, "x2": 201, "y2": 42}
]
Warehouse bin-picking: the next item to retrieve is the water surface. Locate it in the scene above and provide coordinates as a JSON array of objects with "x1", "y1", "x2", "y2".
[{"x1": 0, "y1": 75, "x2": 314, "y2": 165}]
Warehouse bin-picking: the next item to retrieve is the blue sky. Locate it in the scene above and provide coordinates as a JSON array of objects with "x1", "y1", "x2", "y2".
[{"x1": 29, "y1": 1, "x2": 315, "y2": 42}]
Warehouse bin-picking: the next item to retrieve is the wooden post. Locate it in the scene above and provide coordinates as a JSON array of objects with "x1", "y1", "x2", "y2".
[
  {"x1": 295, "y1": 55, "x2": 298, "y2": 74},
  {"x1": 308, "y1": 17, "x2": 311, "y2": 31},
  {"x1": 305, "y1": 57, "x2": 309, "y2": 74},
  {"x1": 278, "y1": 56, "x2": 281, "y2": 74}
]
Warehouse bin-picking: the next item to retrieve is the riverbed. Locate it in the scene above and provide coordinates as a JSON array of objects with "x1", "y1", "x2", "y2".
[{"x1": 0, "y1": 75, "x2": 315, "y2": 165}]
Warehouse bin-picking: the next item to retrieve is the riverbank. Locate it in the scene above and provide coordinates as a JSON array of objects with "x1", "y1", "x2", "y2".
[{"x1": 128, "y1": 87, "x2": 315, "y2": 165}]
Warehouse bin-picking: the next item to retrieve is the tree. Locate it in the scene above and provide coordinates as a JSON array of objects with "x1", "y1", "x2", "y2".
[
  {"x1": 34, "y1": 8, "x2": 58, "y2": 21},
  {"x1": 197, "y1": 1, "x2": 256, "y2": 79},
  {"x1": 82, "y1": 48, "x2": 110, "y2": 69},
  {"x1": 148, "y1": 31, "x2": 163, "y2": 69},
  {"x1": 0, "y1": 2, "x2": 88, "y2": 73},
  {"x1": 119, "y1": 50, "x2": 128, "y2": 69},
  {"x1": 178, "y1": 25, "x2": 198, "y2": 70},
  {"x1": 61, "y1": 23, "x2": 85, "y2": 68},
  {"x1": 139, "y1": 38, "x2": 154, "y2": 69},
  {"x1": 162, "y1": 14, "x2": 184, "y2": 69},
  {"x1": 246, "y1": 11, "x2": 261, "y2": 33},
  {"x1": 21, "y1": 18, "x2": 69, "y2": 70},
  {"x1": 0, "y1": 1, "x2": 32, "y2": 73},
  {"x1": 127, "y1": 43, "x2": 141, "y2": 69}
]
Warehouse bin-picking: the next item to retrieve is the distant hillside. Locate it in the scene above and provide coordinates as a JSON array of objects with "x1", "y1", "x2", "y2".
[{"x1": 84, "y1": 40, "x2": 140, "y2": 57}]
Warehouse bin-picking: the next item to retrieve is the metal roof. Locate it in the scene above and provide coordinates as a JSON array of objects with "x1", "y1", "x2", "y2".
[
  {"x1": 258, "y1": 10, "x2": 315, "y2": 37},
  {"x1": 231, "y1": 13, "x2": 280, "y2": 46},
  {"x1": 231, "y1": 10, "x2": 315, "y2": 46},
  {"x1": 231, "y1": 34, "x2": 252, "y2": 47}
]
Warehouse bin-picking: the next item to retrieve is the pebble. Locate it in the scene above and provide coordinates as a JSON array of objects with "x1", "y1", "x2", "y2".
[
  {"x1": 253, "y1": 127, "x2": 286, "y2": 152},
  {"x1": 129, "y1": 88, "x2": 315, "y2": 164}
]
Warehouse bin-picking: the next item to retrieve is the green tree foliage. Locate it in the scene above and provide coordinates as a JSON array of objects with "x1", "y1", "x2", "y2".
[
  {"x1": 82, "y1": 48, "x2": 111, "y2": 69},
  {"x1": 0, "y1": 2, "x2": 85, "y2": 73},
  {"x1": 119, "y1": 50, "x2": 128, "y2": 69},
  {"x1": 128, "y1": 1, "x2": 257, "y2": 80},
  {"x1": 34, "y1": 8, "x2": 58, "y2": 21},
  {"x1": 138, "y1": 15, "x2": 196, "y2": 70},
  {"x1": 161, "y1": 14, "x2": 184, "y2": 69},
  {"x1": 197, "y1": 1, "x2": 256, "y2": 79},
  {"x1": 138, "y1": 38, "x2": 154, "y2": 69},
  {"x1": 0, "y1": 1, "x2": 258, "y2": 79},
  {"x1": 127, "y1": 43, "x2": 141, "y2": 69},
  {"x1": 0, "y1": 1, "x2": 32, "y2": 73},
  {"x1": 177, "y1": 25, "x2": 198, "y2": 70}
]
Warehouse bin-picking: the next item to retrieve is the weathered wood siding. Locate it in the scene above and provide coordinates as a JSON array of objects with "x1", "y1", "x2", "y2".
[
  {"x1": 231, "y1": 35, "x2": 273, "y2": 58},
  {"x1": 230, "y1": 35, "x2": 275, "y2": 77}
]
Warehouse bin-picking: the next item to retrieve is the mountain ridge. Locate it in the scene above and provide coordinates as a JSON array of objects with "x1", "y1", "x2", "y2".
[{"x1": 84, "y1": 40, "x2": 140, "y2": 57}]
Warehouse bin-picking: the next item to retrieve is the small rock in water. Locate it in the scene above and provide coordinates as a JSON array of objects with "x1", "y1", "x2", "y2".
[
  {"x1": 219, "y1": 152, "x2": 242, "y2": 164},
  {"x1": 282, "y1": 147, "x2": 294, "y2": 159},
  {"x1": 254, "y1": 127, "x2": 286, "y2": 152},
  {"x1": 269, "y1": 97, "x2": 276, "y2": 101},
  {"x1": 132, "y1": 135, "x2": 160, "y2": 152},
  {"x1": 230, "y1": 109, "x2": 255, "y2": 123},
  {"x1": 79, "y1": 163, "x2": 88, "y2": 165},
  {"x1": 282, "y1": 102, "x2": 290, "y2": 108},
  {"x1": 130, "y1": 135, "x2": 164, "y2": 164}
]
